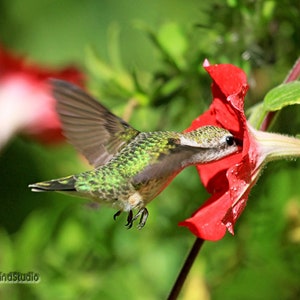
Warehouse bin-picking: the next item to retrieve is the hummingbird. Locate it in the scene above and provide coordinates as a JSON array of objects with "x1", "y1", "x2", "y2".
[{"x1": 29, "y1": 80, "x2": 240, "y2": 229}]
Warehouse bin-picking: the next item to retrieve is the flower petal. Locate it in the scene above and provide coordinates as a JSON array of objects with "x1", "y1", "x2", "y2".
[
  {"x1": 181, "y1": 62, "x2": 253, "y2": 240},
  {"x1": 0, "y1": 45, "x2": 85, "y2": 146},
  {"x1": 179, "y1": 192, "x2": 231, "y2": 241}
]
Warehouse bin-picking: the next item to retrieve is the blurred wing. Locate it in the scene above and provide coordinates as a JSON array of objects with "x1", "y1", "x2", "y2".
[
  {"x1": 133, "y1": 141, "x2": 204, "y2": 184},
  {"x1": 51, "y1": 79, "x2": 140, "y2": 167}
]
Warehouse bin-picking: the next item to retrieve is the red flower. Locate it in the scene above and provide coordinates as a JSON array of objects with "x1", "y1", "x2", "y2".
[
  {"x1": 179, "y1": 60, "x2": 300, "y2": 241},
  {"x1": 0, "y1": 45, "x2": 84, "y2": 148}
]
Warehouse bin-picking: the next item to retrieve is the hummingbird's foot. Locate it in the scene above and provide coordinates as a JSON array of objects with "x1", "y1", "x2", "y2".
[
  {"x1": 125, "y1": 210, "x2": 134, "y2": 229},
  {"x1": 114, "y1": 210, "x2": 135, "y2": 229},
  {"x1": 113, "y1": 210, "x2": 122, "y2": 220},
  {"x1": 124, "y1": 208, "x2": 148, "y2": 229},
  {"x1": 132, "y1": 207, "x2": 149, "y2": 230}
]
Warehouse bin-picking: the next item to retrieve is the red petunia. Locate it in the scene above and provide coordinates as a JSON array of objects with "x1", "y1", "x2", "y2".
[
  {"x1": 0, "y1": 45, "x2": 85, "y2": 148},
  {"x1": 180, "y1": 60, "x2": 300, "y2": 241}
]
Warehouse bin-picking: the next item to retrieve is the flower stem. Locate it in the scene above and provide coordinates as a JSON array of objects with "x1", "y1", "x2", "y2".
[{"x1": 167, "y1": 238, "x2": 205, "y2": 300}]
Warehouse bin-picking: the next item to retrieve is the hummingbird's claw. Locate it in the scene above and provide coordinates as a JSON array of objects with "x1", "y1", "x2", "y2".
[
  {"x1": 123, "y1": 208, "x2": 148, "y2": 229},
  {"x1": 114, "y1": 210, "x2": 135, "y2": 229},
  {"x1": 125, "y1": 210, "x2": 134, "y2": 229},
  {"x1": 113, "y1": 210, "x2": 122, "y2": 220},
  {"x1": 132, "y1": 207, "x2": 149, "y2": 230},
  {"x1": 137, "y1": 208, "x2": 148, "y2": 230}
]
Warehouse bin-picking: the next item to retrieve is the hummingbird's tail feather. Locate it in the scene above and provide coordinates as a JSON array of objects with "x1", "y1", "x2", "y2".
[{"x1": 29, "y1": 176, "x2": 76, "y2": 192}]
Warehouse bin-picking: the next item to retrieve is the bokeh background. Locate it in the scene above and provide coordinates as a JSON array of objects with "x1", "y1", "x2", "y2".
[{"x1": 1, "y1": 0, "x2": 300, "y2": 299}]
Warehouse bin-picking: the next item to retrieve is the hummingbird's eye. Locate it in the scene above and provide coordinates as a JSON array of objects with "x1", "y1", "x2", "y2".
[{"x1": 225, "y1": 136, "x2": 235, "y2": 146}]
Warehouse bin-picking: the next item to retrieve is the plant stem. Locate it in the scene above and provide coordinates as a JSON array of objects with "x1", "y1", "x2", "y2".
[
  {"x1": 284, "y1": 57, "x2": 300, "y2": 83},
  {"x1": 167, "y1": 238, "x2": 205, "y2": 300},
  {"x1": 260, "y1": 56, "x2": 300, "y2": 131}
]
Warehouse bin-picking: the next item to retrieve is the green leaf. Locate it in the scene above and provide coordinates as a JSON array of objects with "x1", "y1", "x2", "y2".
[
  {"x1": 157, "y1": 22, "x2": 188, "y2": 69},
  {"x1": 85, "y1": 46, "x2": 115, "y2": 81},
  {"x1": 263, "y1": 81, "x2": 300, "y2": 111}
]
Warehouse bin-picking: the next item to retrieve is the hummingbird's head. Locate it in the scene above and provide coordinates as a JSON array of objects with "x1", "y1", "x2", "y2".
[{"x1": 181, "y1": 126, "x2": 241, "y2": 163}]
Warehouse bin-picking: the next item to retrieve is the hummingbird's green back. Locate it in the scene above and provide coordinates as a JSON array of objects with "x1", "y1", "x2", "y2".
[{"x1": 74, "y1": 131, "x2": 181, "y2": 207}]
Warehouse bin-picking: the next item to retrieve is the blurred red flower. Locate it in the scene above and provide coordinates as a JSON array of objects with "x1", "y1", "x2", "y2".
[
  {"x1": 0, "y1": 45, "x2": 85, "y2": 148},
  {"x1": 180, "y1": 60, "x2": 300, "y2": 241}
]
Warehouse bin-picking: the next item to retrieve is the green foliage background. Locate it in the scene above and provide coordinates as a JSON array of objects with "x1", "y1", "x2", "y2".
[{"x1": 1, "y1": 0, "x2": 300, "y2": 299}]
